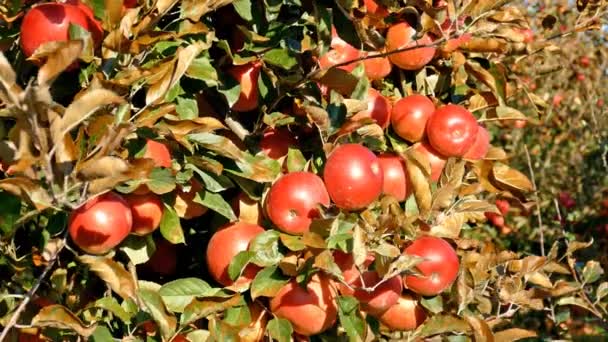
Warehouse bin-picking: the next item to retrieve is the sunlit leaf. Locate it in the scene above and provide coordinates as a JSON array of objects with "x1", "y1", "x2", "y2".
[{"x1": 32, "y1": 305, "x2": 97, "y2": 337}]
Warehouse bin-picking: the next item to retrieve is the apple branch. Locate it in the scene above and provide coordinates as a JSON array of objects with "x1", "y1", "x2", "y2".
[{"x1": 0, "y1": 230, "x2": 68, "y2": 341}]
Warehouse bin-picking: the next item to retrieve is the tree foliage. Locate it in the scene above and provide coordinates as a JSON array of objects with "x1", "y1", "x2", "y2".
[{"x1": 0, "y1": 0, "x2": 606, "y2": 341}]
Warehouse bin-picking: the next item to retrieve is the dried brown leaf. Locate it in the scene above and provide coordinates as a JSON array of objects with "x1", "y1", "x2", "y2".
[
  {"x1": 464, "y1": 315, "x2": 493, "y2": 342},
  {"x1": 404, "y1": 149, "x2": 432, "y2": 216},
  {"x1": 61, "y1": 89, "x2": 124, "y2": 135},
  {"x1": 30, "y1": 40, "x2": 84, "y2": 85},
  {"x1": 31, "y1": 305, "x2": 97, "y2": 337},
  {"x1": 491, "y1": 163, "x2": 534, "y2": 192},
  {"x1": 78, "y1": 156, "x2": 129, "y2": 179},
  {"x1": 181, "y1": 0, "x2": 234, "y2": 21},
  {"x1": 0, "y1": 177, "x2": 52, "y2": 210},
  {"x1": 494, "y1": 328, "x2": 537, "y2": 342},
  {"x1": 78, "y1": 255, "x2": 137, "y2": 301}
]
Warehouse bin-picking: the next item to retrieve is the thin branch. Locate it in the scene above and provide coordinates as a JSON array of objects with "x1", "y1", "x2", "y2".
[
  {"x1": 0, "y1": 230, "x2": 67, "y2": 341},
  {"x1": 266, "y1": 37, "x2": 448, "y2": 113},
  {"x1": 524, "y1": 145, "x2": 545, "y2": 256}
]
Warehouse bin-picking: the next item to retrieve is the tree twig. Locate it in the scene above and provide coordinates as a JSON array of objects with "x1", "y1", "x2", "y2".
[
  {"x1": 0, "y1": 230, "x2": 67, "y2": 341},
  {"x1": 524, "y1": 144, "x2": 545, "y2": 256}
]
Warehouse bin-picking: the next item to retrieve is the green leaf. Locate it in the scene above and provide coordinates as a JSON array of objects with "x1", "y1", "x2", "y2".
[
  {"x1": 286, "y1": 148, "x2": 306, "y2": 173},
  {"x1": 228, "y1": 251, "x2": 255, "y2": 281},
  {"x1": 250, "y1": 266, "x2": 289, "y2": 300},
  {"x1": 258, "y1": 68, "x2": 277, "y2": 105},
  {"x1": 146, "y1": 168, "x2": 177, "y2": 194},
  {"x1": 87, "y1": 297, "x2": 132, "y2": 323},
  {"x1": 233, "y1": 0, "x2": 253, "y2": 20},
  {"x1": 0, "y1": 191, "x2": 21, "y2": 236},
  {"x1": 250, "y1": 230, "x2": 283, "y2": 267},
  {"x1": 279, "y1": 234, "x2": 306, "y2": 251},
  {"x1": 223, "y1": 304, "x2": 252, "y2": 327},
  {"x1": 266, "y1": 318, "x2": 293, "y2": 342},
  {"x1": 186, "y1": 56, "x2": 219, "y2": 87},
  {"x1": 582, "y1": 260, "x2": 604, "y2": 284},
  {"x1": 218, "y1": 72, "x2": 241, "y2": 108},
  {"x1": 165, "y1": 83, "x2": 186, "y2": 102},
  {"x1": 138, "y1": 289, "x2": 178, "y2": 340},
  {"x1": 90, "y1": 325, "x2": 113, "y2": 342},
  {"x1": 350, "y1": 65, "x2": 370, "y2": 100},
  {"x1": 263, "y1": 49, "x2": 298, "y2": 70},
  {"x1": 263, "y1": 112, "x2": 296, "y2": 128},
  {"x1": 187, "y1": 164, "x2": 234, "y2": 192},
  {"x1": 596, "y1": 282, "x2": 608, "y2": 300},
  {"x1": 160, "y1": 204, "x2": 185, "y2": 244},
  {"x1": 421, "y1": 295, "x2": 444, "y2": 314},
  {"x1": 337, "y1": 296, "x2": 366, "y2": 341},
  {"x1": 159, "y1": 278, "x2": 223, "y2": 313},
  {"x1": 176, "y1": 97, "x2": 199, "y2": 120},
  {"x1": 192, "y1": 190, "x2": 237, "y2": 221},
  {"x1": 120, "y1": 235, "x2": 155, "y2": 265}
]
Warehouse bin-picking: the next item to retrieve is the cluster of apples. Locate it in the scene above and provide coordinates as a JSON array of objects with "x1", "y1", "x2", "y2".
[
  {"x1": 205, "y1": 225, "x2": 459, "y2": 335},
  {"x1": 67, "y1": 139, "x2": 205, "y2": 274},
  {"x1": 203, "y1": 137, "x2": 468, "y2": 335}
]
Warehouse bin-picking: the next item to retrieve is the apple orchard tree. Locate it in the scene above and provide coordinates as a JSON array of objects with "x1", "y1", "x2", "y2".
[{"x1": 0, "y1": 0, "x2": 607, "y2": 341}]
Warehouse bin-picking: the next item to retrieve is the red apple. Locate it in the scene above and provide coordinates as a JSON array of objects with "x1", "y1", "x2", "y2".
[{"x1": 351, "y1": 88, "x2": 392, "y2": 128}]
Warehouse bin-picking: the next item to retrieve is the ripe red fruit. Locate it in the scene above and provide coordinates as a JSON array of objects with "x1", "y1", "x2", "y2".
[
  {"x1": 123, "y1": 0, "x2": 138, "y2": 8},
  {"x1": 65, "y1": 0, "x2": 103, "y2": 44},
  {"x1": 513, "y1": 120, "x2": 527, "y2": 129},
  {"x1": 20, "y1": 3, "x2": 98, "y2": 58},
  {"x1": 463, "y1": 125, "x2": 490, "y2": 160},
  {"x1": 426, "y1": 104, "x2": 478, "y2": 157},
  {"x1": 377, "y1": 153, "x2": 409, "y2": 202},
  {"x1": 323, "y1": 144, "x2": 383, "y2": 210},
  {"x1": 552, "y1": 93, "x2": 563, "y2": 107},
  {"x1": 318, "y1": 43, "x2": 361, "y2": 73},
  {"x1": 558, "y1": 191, "x2": 576, "y2": 209},
  {"x1": 521, "y1": 28, "x2": 535, "y2": 43},
  {"x1": 143, "y1": 139, "x2": 172, "y2": 168},
  {"x1": 206, "y1": 222, "x2": 265, "y2": 287},
  {"x1": 495, "y1": 199, "x2": 510, "y2": 216},
  {"x1": 270, "y1": 274, "x2": 338, "y2": 336},
  {"x1": 375, "y1": 294, "x2": 426, "y2": 331},
  {"x1": 580, "y1": 56, "x2": 590, "y2": 67},
  {"x1": 265, "y1": 172, "x2": 330, "y2": 234},
  {"x1": 332, "y1": 250, "x2": 375, "y2": 295},
  {"x1": 386, "y1": 22, "x2": 436, "y2": 70},
  {"x1": 259, "y1": 128, "x2": 297, "y2": 159},
  {"x1": 124, "y1": 193, "x2": 163, "y2": 236},
  {"x1": 363, "y1": 0, "x2": 389, "y2": 20},
  {"x1": 485, "y1": 212, "x2": 505, "y2": 228},
  {"x1": 391, "y1": 95, "x2": 435, "y2": 142},
  {"x1": 403, "y1": 236, "x2": 459, "y2": 296},
  {"x1": 576, "y1": 73, "x2": 585, "y2": 82},
  {"x1": 228, "y1": 62, "x2": 261, "y2": 112},
  {"x1": 68, "y1": 192, "x2": 132, "y2": 255},
  {"x1": 353, "y1": 271, "x2": 402, "y2": 315},
  {"x1": 415, "y1": 142, "x2": 447, "y2": 182},
  {"x1": 141, "y1": 239, "x2": 178, "y2": 277},
  {"x1": 363, "y1": 52, "x2": 392, "y2": 80},
  {"x1": 351, "y1": 88, "x2": 392, "y2": 128}
]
